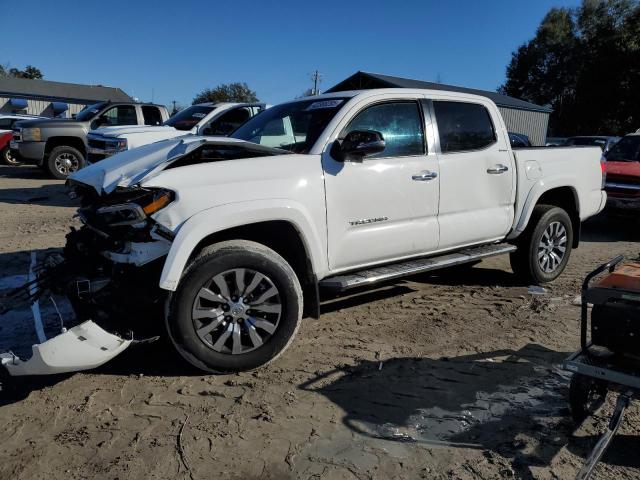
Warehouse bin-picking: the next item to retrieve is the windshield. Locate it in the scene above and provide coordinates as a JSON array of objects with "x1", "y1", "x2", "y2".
[
  {"x1": 165, "y1": 105, "x2": 216, "y2": 131},
  {"x1": 231, "y1": 98, "x2": 347, "y2": 153},
  {"x1": 76, "y1": 102, "x2": 108, "y2": 121},
  {"x1": 605, "y1": 136, "x2": 640, "y2": 162}
]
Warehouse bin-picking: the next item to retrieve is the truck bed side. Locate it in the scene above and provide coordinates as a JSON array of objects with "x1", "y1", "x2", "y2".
[{"x1": 509, "y1": 146, "x2": 605, "y2": 238}]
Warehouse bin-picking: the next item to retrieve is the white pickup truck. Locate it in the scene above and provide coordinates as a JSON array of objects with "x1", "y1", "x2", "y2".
[
  {"x1": 2, "y1": 88, "x2": 606, "y2": 376},
  {"x1": 86, "y1": 102, "x2": 266, "y2": 162}
]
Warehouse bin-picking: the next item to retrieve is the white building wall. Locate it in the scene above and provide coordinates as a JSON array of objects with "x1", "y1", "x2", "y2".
[{"x1": 0, "y1": 96, "x2": 88, "y2": 118}]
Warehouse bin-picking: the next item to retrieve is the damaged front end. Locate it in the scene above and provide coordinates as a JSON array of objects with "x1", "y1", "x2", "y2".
[{"x1": 0, "y1": 184, "x2": 175, "y2": 376}]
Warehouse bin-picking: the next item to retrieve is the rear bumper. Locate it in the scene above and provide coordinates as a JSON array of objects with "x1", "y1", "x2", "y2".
[
  {"x1": 16, "y1": 141, "x2": 46, "y2": 164},
  {"x1": 605, "y1": 180, "x2": 640, "y2": 199}
]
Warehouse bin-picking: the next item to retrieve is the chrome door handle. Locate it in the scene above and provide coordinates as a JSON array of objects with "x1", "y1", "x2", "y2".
[
  {"x1": 487, "y1": 164, "x2": 509, "y2": 174},
  {"x1": 412, "y1": 170, "x2": 438, "y2": 181}
]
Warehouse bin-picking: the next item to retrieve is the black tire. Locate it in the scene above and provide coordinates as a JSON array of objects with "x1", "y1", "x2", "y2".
[
  {"x1": 510, "y1": 205, "x2": 573, "y2": 284},
  {"x1": 46, "y1": 146, "x2": 85, "y2": 179},
  {"x1": 1, "y1": 146, "x2": 22, "y2": 166},
  {"x1": 569, "y1": 373, "x2": 608, "y2": 425},
  {"x1": 166, "y1": 240, "x2": 303, "y2": 373}
]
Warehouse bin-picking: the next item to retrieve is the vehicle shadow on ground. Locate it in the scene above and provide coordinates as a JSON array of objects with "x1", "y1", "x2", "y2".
[
  {"x1": 298, "y1": 344, "x2": 638, "y2": 478},
  {"x1": 321, "y1": 285, "x2": 415, "y2": 314},
  {"x1": 582, "y1": 209, "x2": 640, "y2": 243},
  {"x1": 0, "y1": 165, "x2": 50, "y2": 180},
  {"x1": 0, "y1": 184, "x2": 76, "y2": 207},
  {"x1": 0, "y1": 340, "x2": 199, "y2": 407}
]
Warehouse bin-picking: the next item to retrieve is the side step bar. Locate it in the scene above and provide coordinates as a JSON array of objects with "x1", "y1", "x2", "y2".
[{"x1": 319, "y1": 243, "x2": 517, "y2": 291}]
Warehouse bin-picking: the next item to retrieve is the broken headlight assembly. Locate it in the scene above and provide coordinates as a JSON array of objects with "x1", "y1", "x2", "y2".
[{"x1": 95, "y1": 189, "x2": 175, "y2": 229}]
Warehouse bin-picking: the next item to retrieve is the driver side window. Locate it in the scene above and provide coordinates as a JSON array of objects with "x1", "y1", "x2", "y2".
[
  {"x1": 102, "y1": 105, "x2": 137, "y2": 126},
  {"x1": 206, "y1": 107, "x2": 252, "y2": 136},
  {"x1": 343, "y1": 102, "x2": 425, "y2": 158}
]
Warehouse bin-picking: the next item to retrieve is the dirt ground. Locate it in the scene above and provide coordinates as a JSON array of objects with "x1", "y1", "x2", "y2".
[{"x1": 0, "y1": 164, "x2": 639, "y2": 480}]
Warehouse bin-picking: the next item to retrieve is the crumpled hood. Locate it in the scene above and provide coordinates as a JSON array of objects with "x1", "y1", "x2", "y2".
[
  {"x1": 92, "y1": 125, "x2": 178, "y2": 138},
  {"x1": 68, "y1": 136, "x2": 284, "y2": 194}
]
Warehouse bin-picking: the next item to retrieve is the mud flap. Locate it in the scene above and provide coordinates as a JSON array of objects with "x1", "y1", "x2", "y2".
[{"x1": 1, "y1": 320, "x2": 132, "y2": 376}]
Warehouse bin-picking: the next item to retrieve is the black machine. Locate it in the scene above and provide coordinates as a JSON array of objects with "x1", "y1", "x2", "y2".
[{"x1": 564, "y1": 255, "x2": 640, "y2": 480}]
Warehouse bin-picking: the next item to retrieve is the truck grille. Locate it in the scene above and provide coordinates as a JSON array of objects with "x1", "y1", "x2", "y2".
[{"x1": 88, "y1": 138, "x2": 107, "y2": 150}]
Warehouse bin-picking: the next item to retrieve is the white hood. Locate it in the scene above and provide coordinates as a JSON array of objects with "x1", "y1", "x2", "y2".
[
  {"x1": 92, "y1": 125, "x2": 179, "y2": 138},
  {"x1": 68, "y1": 136, "x2": 284, "y2": 195}
]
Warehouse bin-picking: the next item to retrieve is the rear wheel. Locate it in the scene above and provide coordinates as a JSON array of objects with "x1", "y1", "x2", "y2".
[
  {"x1": 166, "y1": 240, "x2": 303, "y2": 373},
  {"x1": 1, "y1": 146, "x2": 21, "y2": 166},
  {"x1": 510, "y1": 205, "x2": 573, "y2": 284},
  {"x1": 46, "y1": 146, "x2": 85, "y2": 179}
]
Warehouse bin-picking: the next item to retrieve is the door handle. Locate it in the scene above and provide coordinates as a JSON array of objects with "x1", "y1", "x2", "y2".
[
  {"x1": 412, "y1": 170, "x2": 438, "y2": 181},
  {"x1": 487, "y1": 164, "x2": 509, "y2": 174}
]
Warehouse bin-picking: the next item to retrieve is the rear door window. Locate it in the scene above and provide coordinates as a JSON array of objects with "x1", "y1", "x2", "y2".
[
  {"x1": 434, "y1": 101, "x2": 496, "y2": 153},
  {"x1": 142, "y1": 106, "x2": 163, "y2": 126},
  {"x1": 342, "y1": 101, "x2": 425, "y2": 158}
]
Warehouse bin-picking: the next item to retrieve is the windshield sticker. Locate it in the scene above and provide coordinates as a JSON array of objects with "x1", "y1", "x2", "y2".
[
  {"x1": 304, "y1": 99, "x2": 344, "y2": 111},
  {"x1": 192, "y1": 113, "x2": 206, "y2": 118}
]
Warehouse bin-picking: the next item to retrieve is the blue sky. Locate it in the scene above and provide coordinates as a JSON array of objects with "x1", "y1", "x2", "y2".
[{"x1": 2, "y1": 0, "x2": 582, "y2": 108}]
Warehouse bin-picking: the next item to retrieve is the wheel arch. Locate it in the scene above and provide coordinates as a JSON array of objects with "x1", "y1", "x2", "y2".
[
  {"x1": 45, "y1": 136, "x2": 87, "y2": 157},
  {"x1": 515, "y1": 183, "x2": 581, "y2": 248},
  {"x1": 159, "y1": 202, "x2": 326, "y2": 319}
]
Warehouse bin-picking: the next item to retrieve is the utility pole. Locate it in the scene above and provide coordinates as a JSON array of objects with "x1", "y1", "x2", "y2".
[{"x1": 310, "y1": 70, "x2": 323, "y2": 95}]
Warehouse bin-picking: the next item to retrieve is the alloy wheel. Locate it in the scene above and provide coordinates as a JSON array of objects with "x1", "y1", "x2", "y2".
[
  {"x1": 537, "y1": 221, "x2": 567, "y2": 273},
  {"x1": 54, "y1": 152, "x2": 80, "y2": 176},
  {"x1": 191, "y1": 268, "x2": 282, "y2": 354}
]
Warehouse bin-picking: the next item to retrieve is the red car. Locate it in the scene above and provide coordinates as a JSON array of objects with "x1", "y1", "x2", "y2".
[
  {"x1": 604, "y1": 133, "x2": 640, "y2": 208},
  {"x1": 0, "y1": 130, "x2": 20, "y2": 166}
]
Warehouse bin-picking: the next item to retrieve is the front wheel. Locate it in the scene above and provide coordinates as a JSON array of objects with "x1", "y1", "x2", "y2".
[
  {"x1": 46, "y1": 146, "x2": 85, "y2": 179},
  {"x1": 166, "y1": 240, "x2": 303, "y2": 373},
  {"x1": 1, "y1": 146, "x2": 22, "y2": 166},
  {"x1": 510, "y1": 205, "x2": 573, "y2": 284}
]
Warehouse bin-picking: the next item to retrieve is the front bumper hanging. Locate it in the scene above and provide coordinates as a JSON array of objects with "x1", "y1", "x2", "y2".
[{"x1": 0, "y1": 251, "x2": 134, "y2": 377}]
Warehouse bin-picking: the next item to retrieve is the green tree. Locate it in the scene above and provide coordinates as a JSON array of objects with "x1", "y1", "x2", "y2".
[
  {"x1": 22, "y1": 65, "x2": 43, "y2": 79},
  {"x1": 192, "y1": 82, "x2": 258, "y2": 104},
  {"x1": 0, "y1": 63, "x2": 44, "y2": 79},
  {"x1": 500, "y1": 0, "x2": 640, "y2": 136}
]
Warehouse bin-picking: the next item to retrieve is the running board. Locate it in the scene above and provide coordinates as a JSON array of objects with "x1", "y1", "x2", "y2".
[{"x1": 319, "y1": 243, "x2": 517, "y2": 291}]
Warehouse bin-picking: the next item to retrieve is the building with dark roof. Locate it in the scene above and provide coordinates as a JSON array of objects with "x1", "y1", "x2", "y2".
[
  {"x1": 0, "y1": 77, "x2": 132, "y2": 119},
  {"x1": 326, "y1": 72, "x2": 552, "y2": 145}
]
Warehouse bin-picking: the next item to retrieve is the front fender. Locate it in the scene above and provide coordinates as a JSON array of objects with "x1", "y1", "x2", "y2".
[{"x1": 158, "y1": 199, "x2": 327, "y2": 291}]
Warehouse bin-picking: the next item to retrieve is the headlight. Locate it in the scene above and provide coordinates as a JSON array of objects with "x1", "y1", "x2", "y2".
[
  {"x1": 96, "y1": 203, "x2": 146, "y2": 227},
  {"x1": 22, "y1": 128, "x2": 41, "y2": 142},
  {"x1": 108, "y1": 138, "x2": 128, "y2": 152},
  {"x1": 95, "y1": 189, "x2": 175, "y2": 227}
]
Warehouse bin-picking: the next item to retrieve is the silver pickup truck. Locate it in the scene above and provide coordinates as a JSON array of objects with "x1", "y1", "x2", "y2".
[{"x1": 11, "y1": 101, "x2": 169, "y2": 179}]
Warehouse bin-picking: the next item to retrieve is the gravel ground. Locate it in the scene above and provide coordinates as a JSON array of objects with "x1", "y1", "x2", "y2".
[{"x1": 0, "y1": 165, "x2": 639, "y2": 480}]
